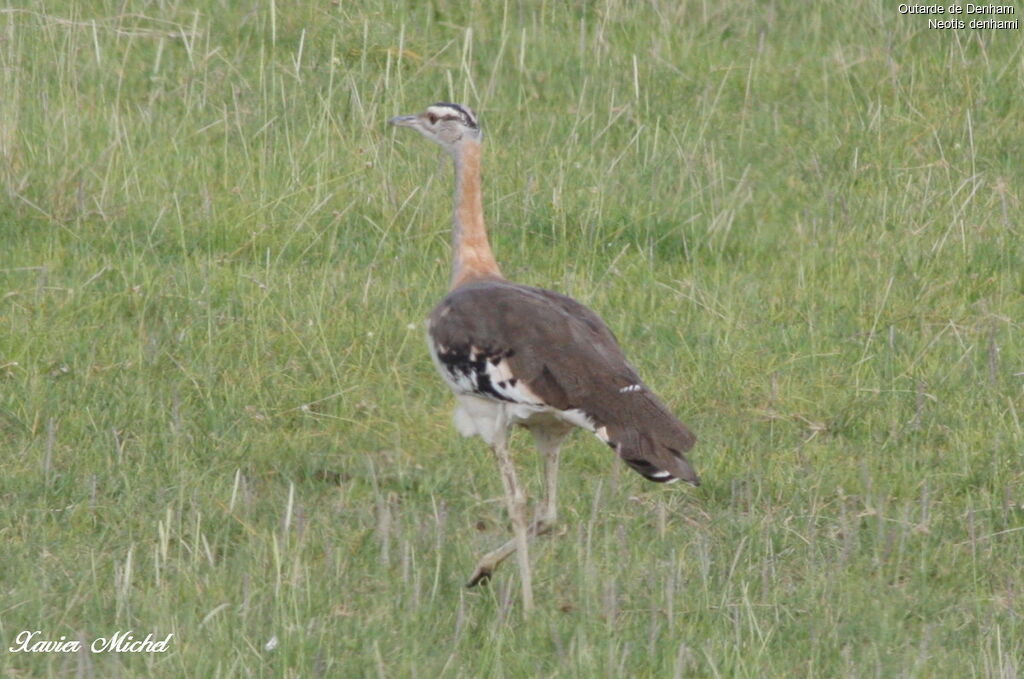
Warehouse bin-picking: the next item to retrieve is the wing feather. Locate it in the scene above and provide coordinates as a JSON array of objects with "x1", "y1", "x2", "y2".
[{"x1": 427, "y1": 279, "x2": 699, "y2": 485}]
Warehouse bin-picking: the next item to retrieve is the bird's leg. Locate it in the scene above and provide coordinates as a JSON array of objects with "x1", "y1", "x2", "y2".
[
  {"x1": 531, "y1": 427, "x2": 563, "y2": 537},
  {"x1": 469, "y1": 407, "x2": 534, "y2": 613},
  {"x1": 467, "y1": 428, "x2": 566, "y2": 591}
]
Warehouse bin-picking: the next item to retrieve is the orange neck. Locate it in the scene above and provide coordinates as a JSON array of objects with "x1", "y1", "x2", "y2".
[{"x1": 450, "y1": 140, "x2": 502, "y2": 289}]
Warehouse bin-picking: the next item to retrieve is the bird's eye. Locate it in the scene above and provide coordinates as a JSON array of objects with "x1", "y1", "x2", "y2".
[{"x1": 427, "y1": 113, "x2": 438, "y2": 124}]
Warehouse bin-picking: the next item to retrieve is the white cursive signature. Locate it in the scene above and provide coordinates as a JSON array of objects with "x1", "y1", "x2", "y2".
[{"x1": 9, "y1": 630, "x2": 173, "y2": 654}]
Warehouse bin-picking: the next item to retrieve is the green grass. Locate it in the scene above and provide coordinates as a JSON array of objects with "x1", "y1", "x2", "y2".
[{"x1": 1, "y1": 0, "x2": 1022, "y2": 676}]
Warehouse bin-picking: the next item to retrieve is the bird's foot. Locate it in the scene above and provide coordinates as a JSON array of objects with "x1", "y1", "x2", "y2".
[
  {"x1": 466, "y1": 566, "x2": 493, "y2": 588},
  {"x1": 466, "y1": 518, "x2": 563, "y2": 588}
]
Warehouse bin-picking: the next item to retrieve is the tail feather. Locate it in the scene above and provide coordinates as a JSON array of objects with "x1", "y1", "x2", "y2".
[
  {"x1": 596, "y1": 392, "x2": 699, "y2": 486},
  {"x1": 612, "y1": 426, "x2": 699, "y2": 486}
]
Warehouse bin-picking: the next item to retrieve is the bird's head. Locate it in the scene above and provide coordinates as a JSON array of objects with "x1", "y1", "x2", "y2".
[{"x1": 388, "y1": 102, "x2": 481, "y2": 154}]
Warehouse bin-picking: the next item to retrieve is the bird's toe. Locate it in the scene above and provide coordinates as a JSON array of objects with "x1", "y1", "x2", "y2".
[{"x1": 466, "y1": 568, "x2": 492, "y2": 587}]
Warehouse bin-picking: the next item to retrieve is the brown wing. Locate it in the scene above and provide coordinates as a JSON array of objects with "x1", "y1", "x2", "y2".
[{"x1": 428, "y1": 279, "x2": 699, "y2": 485}]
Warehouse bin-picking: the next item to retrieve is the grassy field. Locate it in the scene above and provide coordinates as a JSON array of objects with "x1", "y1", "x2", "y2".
[{"x1": 2, "y1": 0, "x2": 1022, "y2": 676}]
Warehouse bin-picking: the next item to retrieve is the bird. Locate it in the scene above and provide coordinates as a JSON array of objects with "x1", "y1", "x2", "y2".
[{"x1": 388, "y1": 102, "x2": 699, "y2": 614}]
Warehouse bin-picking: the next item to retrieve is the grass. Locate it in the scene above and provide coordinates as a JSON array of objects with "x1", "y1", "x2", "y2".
[{"x1": 1, "y1": 0, "x2": 1022, "y2": 676}]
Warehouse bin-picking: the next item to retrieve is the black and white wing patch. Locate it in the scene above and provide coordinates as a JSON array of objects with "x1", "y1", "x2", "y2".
[{"x1": 427, "y1": 336, "x2": 543, "y2": 407}]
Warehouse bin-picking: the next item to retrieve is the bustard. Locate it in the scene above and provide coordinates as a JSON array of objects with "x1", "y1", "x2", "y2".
[{"x1": 389, "y1": 103, "x2": 699, "y2": 613}]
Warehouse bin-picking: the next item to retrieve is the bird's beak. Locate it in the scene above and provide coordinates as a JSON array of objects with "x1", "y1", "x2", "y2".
[{"x1": 388, "y1": 114, "x2": 418, "y2": 128}]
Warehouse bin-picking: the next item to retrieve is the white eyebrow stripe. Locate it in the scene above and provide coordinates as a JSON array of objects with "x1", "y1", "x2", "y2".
[
  {"x1": 426, "y1": 106, "x2": 459, "y2": 118},
  {"x1": 425, "y1": 104, "x2": 478, "y2": 128},
  {"x1": 618, "y1": 384, "x2": 643, "y2": 393}
]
